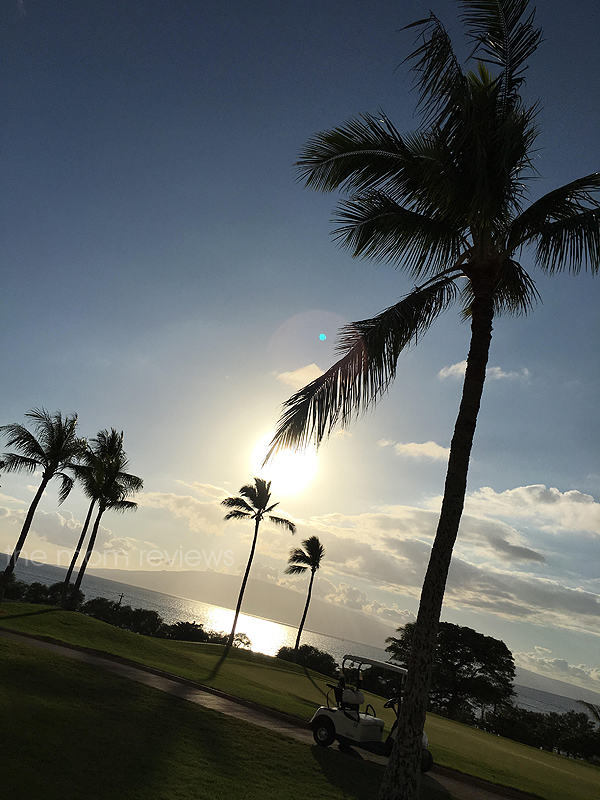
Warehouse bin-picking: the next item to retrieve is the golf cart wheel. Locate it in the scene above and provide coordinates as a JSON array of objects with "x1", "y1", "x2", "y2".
[
  {"x1": 420, "y1": 748, "x2": 434, "y2": 773},
  {"x1": 312, "y1": 717, "x2": 336, "y2": 747}
]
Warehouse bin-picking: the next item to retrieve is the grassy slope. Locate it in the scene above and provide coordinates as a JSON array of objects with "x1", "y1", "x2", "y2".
[
  {"x1": 2, "y1": 604, "x2": 599, "y2": 800},
  {"x1": 2, "y1": 636, "x2": 456, "y2": 800}
]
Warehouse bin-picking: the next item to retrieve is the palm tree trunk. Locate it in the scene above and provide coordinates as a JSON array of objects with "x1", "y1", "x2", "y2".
[
  {"x1": 226, "y1": 517, "x2": 260, "y2": 651},
  {"x1": 73, "y1": 505, "x2": 105, "y2": 592},
  {"x1": 293, "y1": 569, "x2": 315, "y2": 662},
  {"x1": 61, "y1": 498, "x2": 95, "y2": 604},
  {"x1": 0, "y1": 474, "x2": 50, "y2": 603},
  {"x1": 379, "y1": 284, "x2": 494, "y2": 800}
]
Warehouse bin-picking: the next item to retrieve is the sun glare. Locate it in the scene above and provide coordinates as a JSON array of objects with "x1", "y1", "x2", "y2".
[{"x1": 251, "y1": 431, "x2": 317, "y2": 497}]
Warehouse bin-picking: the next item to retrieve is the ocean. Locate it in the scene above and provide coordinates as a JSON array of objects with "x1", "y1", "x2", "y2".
[{"x1": 3, "y1": 555, "x2": 596, "y2": 719}]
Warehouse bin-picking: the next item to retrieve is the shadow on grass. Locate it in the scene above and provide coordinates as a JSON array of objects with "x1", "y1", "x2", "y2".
[
  {"x1": 311, "y1": 745, "x2": 452, "y2": 800},
  {"x1": 0, "y1": 606, "x2": 59, "y2": 621},
  {"x1": 302, "y1": 665, "x2": 329, "y2": 699}
]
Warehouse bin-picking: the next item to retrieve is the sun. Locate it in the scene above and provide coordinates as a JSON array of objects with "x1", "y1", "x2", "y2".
[{"x1": 251, "y1": 431, "x2": 317, "y2": 497}]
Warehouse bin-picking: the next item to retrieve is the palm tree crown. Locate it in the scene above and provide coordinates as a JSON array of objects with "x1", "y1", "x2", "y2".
[
  {"x1": 1, "y1": 408, "x2": 85, "y2": 503},
  {"x1": 269, "y1": 2, "x2": 598, "y2": 455},
  {"x1": 267, "y1": 3, "x2": 599, "y2": 799},
  {"x1": 0, "y1": 408, "x2": 86, "y2": 598},
  {"x1": 72, "y1": 429, "x2": 142, "y2": 593},
  {"x1": 222, "y1": 477, "x2": 296, "y2": 652},
  {"x1": 286, "y1": 536, "x2": 325, "y2": 577}
]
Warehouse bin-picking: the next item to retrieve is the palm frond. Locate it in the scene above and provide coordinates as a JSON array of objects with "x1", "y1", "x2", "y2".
[
  {"x1": 297, "y1": 114, "x2": 419, "y2": 195},
  {"x1": 462, "y1": 0, "x2": 542, "y2": 105},
  {"x1": 1, "y1": 452, "x2": 41, "y2": 474},
  {"x1": 57, "y1": 472, "x2": 75, "y2": 505},
  {"x1": 267, "y1": 515, "x2": 296, "y2": 534},
  {"x1": 334, "y1": 191, "x2": 467, "y2": 277},
  {"x1": 532, "y1": 210, "x2": 600, "y2": 275},
  {"x1": 268, "y1": 277, "x2": 460, "y2": 453},
  {"x1": 223, "y1": 509, "x2": 253, "y2": 522},
  {"x1": 221, "y1": 496, "x2": 255, "y2": 514},
  {"x1": 577, "y1": 700, "x2": 600, "y2": 724},
  {"x1": 285, "y1": 563, "x2": 308, "y2": 575},
  {"x1": 0, "y1": 424, "x2": 46, "y2": 464},
  {"x1": 403, "y1": 12, "x2": 467, "y2": 126},
  {"x1": 107, "y1": 499, "x2": 138, "y2": 514},
  {"x1": 507, "y1": 174, "x2": 600, "y2": 274},
  {"x1": 287, "y1": 548, "x2": 313, "y2": 567},
  {"x1": 508, "y1": 174, "x2": 600, "y2": 249}
]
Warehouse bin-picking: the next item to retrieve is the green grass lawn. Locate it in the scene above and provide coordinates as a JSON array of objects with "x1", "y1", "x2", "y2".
[
  {"x1": 2, "y1": 603, "x2": 599, "y2": 800},
  {"x1": 0, "y1": 636, "x2": 452, "y2": 800}
]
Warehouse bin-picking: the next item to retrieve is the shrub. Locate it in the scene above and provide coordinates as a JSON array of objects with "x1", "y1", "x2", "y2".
[{"x1": 277, "y1": 645, "x2": 339, "y2": 677}]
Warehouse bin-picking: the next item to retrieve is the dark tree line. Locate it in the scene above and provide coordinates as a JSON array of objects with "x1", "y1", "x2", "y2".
[{"x1": 483, "y1": 705, "x2": 600, "y2": 762}]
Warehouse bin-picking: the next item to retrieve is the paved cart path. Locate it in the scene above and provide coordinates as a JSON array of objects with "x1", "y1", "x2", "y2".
[{"x1": 0, "y1": 628, "x2": 538, "y2": 800}]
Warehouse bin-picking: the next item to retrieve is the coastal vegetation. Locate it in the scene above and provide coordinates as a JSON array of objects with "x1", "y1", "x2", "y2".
[
  {"x1": 266, "y1": 2, "x2": 600, "y2": 796},
  {"x1": 1, "y1": 602, "x2": 598, "y2": 800},
  {"x1": 0, "y1": 410, "x2": 143, "y2": 604}
]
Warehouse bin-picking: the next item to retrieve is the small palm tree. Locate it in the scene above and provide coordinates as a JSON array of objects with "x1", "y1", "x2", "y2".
[
  {"x1": 222, "y1": 477, "x2": 296, "y2": 652},
  {"x1": 285, "y1": 535, "x2": 325, "y2": 662},
  {"x1": 71, "y1": 430, "x2": 143, "y2": 593},
  {"x1": 62, "y1": 429, "x2": 143, "y2": 601},
  {"x1": 0, "y1": 408, "x2": 86, "y2": 602}
]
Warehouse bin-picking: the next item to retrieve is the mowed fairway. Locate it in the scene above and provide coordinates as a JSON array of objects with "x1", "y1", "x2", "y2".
[
  {"x1": 0, "y1": 636, "x2": 453, "y2": 800},
  {"x1": 2, "y1": 604, "x2": 599, "y2": 800}
]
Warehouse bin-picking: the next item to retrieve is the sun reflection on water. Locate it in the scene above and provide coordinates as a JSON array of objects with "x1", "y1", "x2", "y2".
[{"x1": 206, "y1": 607, "x2": 293, "y2": 656}]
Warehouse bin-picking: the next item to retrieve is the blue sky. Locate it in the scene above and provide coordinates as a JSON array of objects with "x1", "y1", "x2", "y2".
[{"x1": 1, "y1": 1, "x2": 599, "y2": 693}]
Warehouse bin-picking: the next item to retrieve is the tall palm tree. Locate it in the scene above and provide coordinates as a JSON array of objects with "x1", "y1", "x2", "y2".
[
  {"x1": 0, "y1": 408, "x2": 86, "y2": 603},
  {"x1": 285, "y1": 535, "x2": 325, "y2": 662},
  {"x1": 62, "y1": 429, "x2": 143, "y2": 601},
  {"x1": 267, "y1": 3, "x2": 600, "y2": 798},
  {"x1": 72, "y1": 430, "x2": 142, "y2": 593},
  {"x1": 222, "y1": 477, "x2": 296, "y2": 652}
]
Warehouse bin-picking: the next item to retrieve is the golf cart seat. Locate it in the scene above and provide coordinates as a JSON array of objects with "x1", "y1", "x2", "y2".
[{"x1": 342, "y1": 688, "x2": 365, "y2": 712}]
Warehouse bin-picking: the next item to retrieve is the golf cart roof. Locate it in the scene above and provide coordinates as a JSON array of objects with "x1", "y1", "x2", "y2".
[{"x1": 342, "y1": 654, "x2": 408, "y2": 676}]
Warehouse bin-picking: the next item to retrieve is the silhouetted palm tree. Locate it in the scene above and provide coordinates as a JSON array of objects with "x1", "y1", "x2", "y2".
[
  {"x1": 267, "y1": 3, "x2": 600, "y2": 797},
  {"x1": 285, "y1": 535, "x2": 325, "y2": 662},
  {"x1": 72, "y1": 430, "x2": 142, "y2": 593},
  {"x1": 222, "y1": 477, "x2": 296, "y2": 652},
  {"x1": 62, "y1": 429, "x2": 143, "y2": 601},
  {"x1": 0, "y1": 408, "x2": 85, "y2": 602}
]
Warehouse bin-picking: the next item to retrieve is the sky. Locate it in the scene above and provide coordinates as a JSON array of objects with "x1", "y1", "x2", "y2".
[{"x1": 1, "y1": 1, "x2": 599, "y2": 695}]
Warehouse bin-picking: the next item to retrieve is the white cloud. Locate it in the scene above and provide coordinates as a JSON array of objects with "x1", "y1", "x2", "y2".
[
  {"x1": 276, "y1": 363, "x2": 323, "y2": 390},
  {"x1": 438, "y1": 361, "x2": 530, "y2": 381},
  {"x1": 515, "y1": 650, "x2": 600, "y2": 694},
  {"x1": 137, "y1": 491, "x2": 224, "y2": 534},
  {"x1": 393, "y1": 441, "x2": 450, "y2": 461},
  {"x1": 464, "y1": 485, "x2": 600, "y2": 535},
  {"x1": 438, "y1": 360, "x2": 467, "y2": 379}
]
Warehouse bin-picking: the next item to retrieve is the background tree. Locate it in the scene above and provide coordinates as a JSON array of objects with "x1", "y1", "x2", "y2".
[
  {"x1": 222, "y1": 477, "x2": 296, "y2": 652},
  {"x1": 386, "y1": 622, "x2": 515, "y2": 721},
  {"x1": 285, "y1": 535, "x2": 325, "y2": 662},
  {"x1": 72, "y1": 430, "x2": 142, "y2": 593},
  {"x1": 267, "y1": 3, "x2": 600, "y2": 797},
  {"x1": 62, "y1": 429, "x2": 142, "y2": 603},
  {"x1": 0, "y1": 408, "x2": 85, "y2": 602}
]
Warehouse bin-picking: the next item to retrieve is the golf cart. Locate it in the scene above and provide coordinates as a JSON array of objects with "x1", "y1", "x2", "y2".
[{"x1": 310, "y1": 654, "x2": 434, "y2": 773}]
